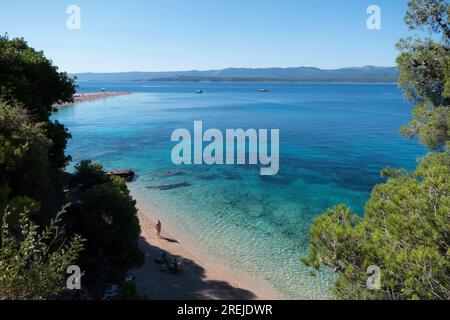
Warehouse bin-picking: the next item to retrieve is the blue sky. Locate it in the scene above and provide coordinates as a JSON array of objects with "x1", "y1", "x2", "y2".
[{"x1": 0, "y1": 0, "x2": 414, "y2": 72}]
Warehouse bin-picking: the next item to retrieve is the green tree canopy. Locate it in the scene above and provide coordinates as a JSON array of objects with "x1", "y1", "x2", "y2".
[
  {"x1": 405, "y1": 0, "x2": 450, "y2": 40},
  {"x1": 0, "y1": 35, "x2": 77, "y2": 223},
  {"x1": 397, "y1": 0, "x2": 450, "y2": 149},
  {"x1": 0, "y1": 35, "x2": 75, "y2": 121},
  {"x1": 0, "y1": 35, "x2": 74, "y2": 171},
  {"x1": 304, "y1": 152, "x2": 450, "y2": 300},
  {"x1": 67, "y1": 161, "x2": 144, "y2": 288},
  {"x1": 0, "y1": 36, "x2": 85, "y2": 300},
  {"x1": 0, "y1": 101, "x2": 64, "y2": 221}
]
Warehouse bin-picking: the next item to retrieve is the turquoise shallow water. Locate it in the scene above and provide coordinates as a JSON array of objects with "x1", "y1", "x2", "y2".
[{"x1": 53, "y1": 82, "x2": 426, "y2": 299}]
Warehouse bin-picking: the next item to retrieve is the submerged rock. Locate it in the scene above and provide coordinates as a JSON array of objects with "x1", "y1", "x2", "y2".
[
  {"x1": 199, "y1": 172, "x2": 221, "y2": 181},
  {"x1": 147, "y1": 181, "x2": 192, "y2": 191},
  {"x1": 151, "y1": 169, "x2": 187, "y2": 178},
  {"x1": 223, "y1": 171, "x2": 243, "y2": 180}
]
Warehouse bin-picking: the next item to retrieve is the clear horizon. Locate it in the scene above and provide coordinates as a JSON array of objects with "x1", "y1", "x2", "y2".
[
  {"x1": 1, "y1": 0, "x2": 410, "y2": 73},
  {"x1": 70, "y1": 64, "x2": 397, "y2": 74}
]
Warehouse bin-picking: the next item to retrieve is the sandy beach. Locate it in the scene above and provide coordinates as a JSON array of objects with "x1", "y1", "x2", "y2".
[
  {"x1": 53, "y1": 92, "x2": 131, "y2": 109},
  {"x1": 132, "y1": 202, "x2": 281, "y2": 300}
]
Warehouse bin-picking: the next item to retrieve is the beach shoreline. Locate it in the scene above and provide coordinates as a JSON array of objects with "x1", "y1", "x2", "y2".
[
  {"x1": 132, "y1": 199, "x2": 281, "y2": 300},
  {"x1": 53, "y1": 92, "x2": 131, "y2": 109}
]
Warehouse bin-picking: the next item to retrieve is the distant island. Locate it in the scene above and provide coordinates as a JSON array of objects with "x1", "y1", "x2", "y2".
[{"x1": 72, "y1": 66, "x2": 399, "y2": 83}]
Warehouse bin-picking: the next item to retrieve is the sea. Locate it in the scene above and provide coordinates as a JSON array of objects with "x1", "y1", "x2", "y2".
[{"x1": 52, "y1": 81, "x2": 426, "y2": 299}]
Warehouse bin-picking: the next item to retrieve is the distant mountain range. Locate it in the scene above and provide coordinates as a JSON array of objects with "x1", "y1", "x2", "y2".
[{"x1": 72, "y1": 66, "x2": 399, "y2": 83}]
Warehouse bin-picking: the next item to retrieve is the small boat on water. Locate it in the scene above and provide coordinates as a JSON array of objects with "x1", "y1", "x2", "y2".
[
  {"x1": 196, "y1": 90, "x2": 203, "y2": 94},
  {"x1": 258, "y1": 88, "x2": 269, "y2": 92}
]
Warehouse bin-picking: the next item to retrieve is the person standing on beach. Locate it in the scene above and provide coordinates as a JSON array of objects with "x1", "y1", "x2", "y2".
[{"x1": 155, "y1": 220, "x2": 162, "y2": 238}]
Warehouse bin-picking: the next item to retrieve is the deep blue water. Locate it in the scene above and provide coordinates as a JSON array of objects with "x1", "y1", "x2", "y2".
[{"x1": 53, "y1": 82, "x2": 426, "y2": 299}]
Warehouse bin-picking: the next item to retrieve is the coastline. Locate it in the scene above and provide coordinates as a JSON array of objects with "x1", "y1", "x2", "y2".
[
  {"x1": 53, "y1": 92, "x2": 131, "y2": 109},
  {"x1": 132, "y1": 199, "x2": 281, "y2": 300}
]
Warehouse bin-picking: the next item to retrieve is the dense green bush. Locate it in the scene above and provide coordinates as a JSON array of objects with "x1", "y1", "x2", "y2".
[
  {"x1": 0, "y1": 207, "x2": 84, "y2": 300},
  {"x1": 0, "y1": 101, "x2": 56, "y2": 221},
  {"x1": 67, "y1": 161, "x2": 144, "y2": 289}
]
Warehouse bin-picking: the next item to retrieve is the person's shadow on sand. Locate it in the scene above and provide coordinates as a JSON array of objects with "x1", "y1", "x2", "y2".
[
  {"x1": 160, "y1": 237, "x2": 179, "y2": 244},
  {"x1": 134, "y1": 236, "x2": 257, "y2": 300}
]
